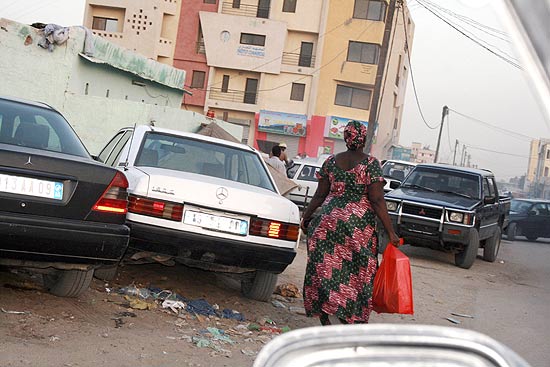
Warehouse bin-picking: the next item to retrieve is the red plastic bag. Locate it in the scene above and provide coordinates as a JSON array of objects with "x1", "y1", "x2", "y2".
[{"x1": 372, "y1": 244, "x2": 414, "y2": 314}]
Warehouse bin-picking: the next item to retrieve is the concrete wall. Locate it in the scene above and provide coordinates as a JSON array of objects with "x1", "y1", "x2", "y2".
[
  {"x1": 270, "y1": 0, "x2": 322, "y2": 33},
  {"x1": 0, "y1": 18, "x2": 242, "y2": 155},
  {"x1": 259, "y1": 73, "x2": 312, "y2": 115}
]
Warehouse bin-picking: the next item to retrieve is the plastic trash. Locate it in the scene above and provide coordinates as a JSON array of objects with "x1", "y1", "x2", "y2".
[
  {"x1": 162, "y1": 299, "x2": 186, "y2": 314},
  {"x1": 118, "y1": 286, "x2": 152, "y2": 300}
]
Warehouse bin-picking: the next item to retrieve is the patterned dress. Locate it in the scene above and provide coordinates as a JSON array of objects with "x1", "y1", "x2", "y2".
[{"x1": 304, "y1": 155, "x2": 385, "y2": 324}]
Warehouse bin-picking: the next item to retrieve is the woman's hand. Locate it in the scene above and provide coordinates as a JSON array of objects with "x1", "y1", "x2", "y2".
[
  {"x1": 388, "y1": 231, "x2": 402, "y2": 247},
  {"x1": 301, "y1": 217, "x2": 311, "y2": 232}
]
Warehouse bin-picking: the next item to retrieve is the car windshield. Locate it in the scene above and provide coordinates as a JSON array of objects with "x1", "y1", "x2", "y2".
[
  {"x1": 0, "y1": 99, "x2": 89, "y2": 157},
  {"x1": 382, "y1": 161, "x2": 416, "y2": 182},
  {"x1": 403, "y1": 167, "x2": 480, "y2": 199},
  {"x1": 135, "y1": 132, "x2": 276, "y2": 192},
  {"x1": 510, "y1": 200, "x2": 532, "y2": 213}
]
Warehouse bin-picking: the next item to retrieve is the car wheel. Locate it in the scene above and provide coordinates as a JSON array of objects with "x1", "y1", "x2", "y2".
[
  {"x1": 378, "y1": 230, "x2": 389, "y2": 255},
  {"x1": 241, "y1": 271, "x2": 278, "y2": 302},
  {"x1": 43, "y1": 269, "x2": 94, "y2": 297},
  {"x1": 455, "y1": 229, "x2": 479, "y2": 269},
  {"x1": 526, "y1": 235, "x2": 538, "y2": 242},
  {"x1": 483, "y1": 227, "x2": 501, "y2": 262},
  {"x1": 93, "y1": 264, "x2": 119, "y2": 281},
  {"x1": 506, "y1": 222, "x2": 517, "y2": 241}
]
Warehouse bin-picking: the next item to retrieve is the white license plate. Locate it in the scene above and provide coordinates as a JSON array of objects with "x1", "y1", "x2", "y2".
[
  {"x1": 184, "y1": 210, "x2": 248, "y2": 235},
  {"x1": 0, "y1": 173, "x2": 64, "y2": 200}
]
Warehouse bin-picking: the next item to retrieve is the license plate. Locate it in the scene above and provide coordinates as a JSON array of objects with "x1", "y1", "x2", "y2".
[
  {"x1": 184, "y1": 210, "x2": 248, "y2": 235},
  {"x1": 0, "y1": 173, "x2": 64, "y2": 200}
]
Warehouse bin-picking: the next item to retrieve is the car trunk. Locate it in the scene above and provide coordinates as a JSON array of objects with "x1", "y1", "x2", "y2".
[{"x1": 0, "y1": 148, "x2": 117, "y2": 221}]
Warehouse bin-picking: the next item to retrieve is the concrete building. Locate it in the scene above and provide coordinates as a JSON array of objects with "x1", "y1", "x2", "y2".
[
  {"x1": 526, "y1": 139, "x2": 550, "y2": 198},
  {"x1": 83, "y1": 0, "x2": 182, "y2": 65},
  {"x1": 411, "y1": 142, "x2": 435, "y2": 164},
  {"x1": 172, "y1": 0, "x2": 414, "y2": 158},
  {"x1": 0, "y1": 18, "x2": 241, "y2": 154}
]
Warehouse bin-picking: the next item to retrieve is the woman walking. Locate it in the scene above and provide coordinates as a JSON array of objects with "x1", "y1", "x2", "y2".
[{"x1": 301, "y1": 120, "x2": 400, "y2": 325}]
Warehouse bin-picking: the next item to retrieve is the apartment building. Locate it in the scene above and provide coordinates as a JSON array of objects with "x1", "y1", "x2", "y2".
[
  {"x1": 526, "y1": 139, "x2": 550, "y2": 198},
  {"x1": 411, "y1": 141, "x2": 435, "y2": 164},
  {"x1": 83, "y1": 0, "x2": 182, "y2": 64},
  {"x1": 84, "y1": 0, "x2": 414, "y2": 158}
]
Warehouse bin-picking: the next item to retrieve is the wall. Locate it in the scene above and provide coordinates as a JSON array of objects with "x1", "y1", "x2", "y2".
[
  {"x1": 270, "y1": 0, "x2": 322, "y2": 33},
  {"x1": 259, "y1": 73, "x2": 312, "y2": 114}
]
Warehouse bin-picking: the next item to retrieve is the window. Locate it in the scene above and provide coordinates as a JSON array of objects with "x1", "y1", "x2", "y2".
[
  {"x1": 257, "y1": 0, "x2": 271, "y2": 18},
  {"x1": 221, "y1": 75, "x2": 230, "y2": 93},
  {"x1": 203, "y1": 0, "x2": 217, "y2": 4},
  {"x1": 105, "y1": 130, "x2": 132, "y2": 167},
  {"x1": 546, "y1": 167, "x2": 549, "y2": 177},
  {"x1": 190, "y1": 71, "x2": 206, "y2": 89},
  {"x1": 334, "y1": 85, "x2": 372, "y2": 110},
  {"x1": 240, "y1": 33, "x2": 266, "y2": 46},
  {"x1": 283, "y1": 0, "x2": 297, "y2": 12},
  {"x1": 244, "y1": 78, "x2": 258, "y2": 104},
  {"x1": 232, "y1": 0, "x2": 240, "y2": 8},
  {"x1": 547, "y1": 149, "x2": 550, "y2": 159},
  {"x1": 353, "y1": 0, "x2": 387, "y2": 21},
  {"x1": 347, "y1": 41, "x2": 380, "y2": 64},
  {"x1": 395, "y1": 54, "x2": 402, "y2": 86},
  {"x1": 299, "y1": 42, "x2": 314, "y2": 67},
  {"x1": 92, "y1": 17, "x2": 118, "y2": 32},
  {"x1": 290, "y1": 83, "x2": 305, "y2": 101}
]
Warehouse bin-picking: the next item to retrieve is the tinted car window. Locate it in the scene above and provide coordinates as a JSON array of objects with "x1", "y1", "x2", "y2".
[
  {"x1": 105, "y1": 130, "x2": 132, "y2": 167},
  {"x1": 404, "y1": 167, "x2": 480, "y2": 198},
  {"x1": 511, "y1": 200, "x2": 532, "y2": 213},
  {"x1": 0, "y1": 99, "x2": 89, "y2": 157},
  {"x1": 382, "y1": 161, "x2": 415, "y2": 181},
  {"x1": 298, "y1": 165, "x2": 321, "y2": 182},
  {"x1": 135, "y1": 132, "x2": 276, "y2": 192}
]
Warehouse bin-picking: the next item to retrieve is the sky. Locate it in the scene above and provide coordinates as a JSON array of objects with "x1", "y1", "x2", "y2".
[{"x1": 0, "y1": 0, "x2": 548, "y2": 181}]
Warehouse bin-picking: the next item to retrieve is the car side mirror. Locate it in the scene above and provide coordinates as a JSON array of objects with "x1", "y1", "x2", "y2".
[
  {"x1": 484, "y1": 196, "x2": 496, "y2": 204},
  {"x1": 528, "y1": 210, "x2": 537, "y2": 216},
  {"x1": 389, "y1": 181, "x2": 401, "y2": 189}
]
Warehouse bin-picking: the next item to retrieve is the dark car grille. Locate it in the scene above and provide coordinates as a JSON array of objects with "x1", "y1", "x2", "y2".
[{"x1": 402, "y1": 203, "x2": 442, "y2": 220}]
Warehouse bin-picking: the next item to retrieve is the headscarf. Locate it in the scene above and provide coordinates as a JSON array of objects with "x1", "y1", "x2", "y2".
[{"x1": 344, "y1": 120, "x2": 367, "y2": 151}]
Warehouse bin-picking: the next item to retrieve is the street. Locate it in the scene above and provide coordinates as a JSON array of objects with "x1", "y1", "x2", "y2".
[{"x1": 1, "y1": 236, "x2": 549, "y2": 367}]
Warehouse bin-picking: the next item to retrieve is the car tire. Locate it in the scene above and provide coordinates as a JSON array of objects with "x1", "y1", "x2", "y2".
[
  {"x1": 241, "y1": 271, "x2": 278, "y2": 302},
  {"x1": 455, "y1": 229, "x2": 479, "y2": 269},
  {"x1": 526, "y1": 235, "x2": 538, "y2": 242},
  {"x1": 506, "y1": 222, "x2": 517, "y2": 241},
  {"x1": 43, "y1": 269, "x2": 94, "y2": 297},
  {"x1": 93, "y1": 265, "x2": 119, "y2": 281},
  {"x1": 378, "y1": 230, "x2": 389, "y2": 255},
  {"x1": 483, "y1": 227, "x2": 501, "y2": 262}
]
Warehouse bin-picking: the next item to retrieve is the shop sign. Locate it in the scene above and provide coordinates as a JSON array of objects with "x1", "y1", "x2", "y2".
[
  {"x1": 258, "y1": 110, "x2": 307, "y2": 137},
  {"x1": 237, "y1": 45, "x2": 265, "y2": 58},
  {"x1": 324, "y1": 116, "x2": 369, "y2": 140}
]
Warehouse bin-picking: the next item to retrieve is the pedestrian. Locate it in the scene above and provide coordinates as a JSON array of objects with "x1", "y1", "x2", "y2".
[
  {"x1": 300, "y1": 120, "x2": 400, "y2": 326},
  {"x1": 266, "y1": 145, "x2": 286, "y2": 174},
  {"x1": 279, "y1": 142, "x2": 289, "y2": 166}
]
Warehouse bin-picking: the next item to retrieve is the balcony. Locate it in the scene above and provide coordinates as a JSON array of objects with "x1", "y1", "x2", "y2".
[
  {"x1": 209, "y1": 87, "x2": 258, "y2": 104},
  {"x1": 221, "y1": 2, "x2": 270, "y2": 18},
  {"x1": 196, "y1": 40, "x2": 205, "y2": 54},
  {"x1": 281, "y1": 52, "x2": 316, "y2": 68}
]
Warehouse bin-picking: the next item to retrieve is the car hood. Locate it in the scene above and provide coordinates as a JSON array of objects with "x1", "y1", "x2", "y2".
[
  {"x1": 386, "y1": 187, "x2": 480, "y2": 210},
  {"x1": 126, "y1": 167, "x2": 300, "y2": 223}
]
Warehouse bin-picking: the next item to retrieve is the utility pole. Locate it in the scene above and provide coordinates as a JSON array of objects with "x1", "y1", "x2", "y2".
[
  {"x1": 452, "y1": 139, "x2": 459, "y2": 165},
  {"x1": 434, "y1": 105, "x2": 449, "y2": 163},
  {"x1": 460, "y1": 144, "x2": 466, "y2": 166},
  {"x1": 467, "y1": 154, "x2": 471, "y2": 167}
]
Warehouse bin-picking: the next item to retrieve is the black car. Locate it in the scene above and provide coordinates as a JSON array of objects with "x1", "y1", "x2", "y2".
[
  {"x1": 0, "y1": 96, "x2": 130, "y2": 297},
  {"x1": 505, "y1": 199, "x2": 550, "y2": 241}
]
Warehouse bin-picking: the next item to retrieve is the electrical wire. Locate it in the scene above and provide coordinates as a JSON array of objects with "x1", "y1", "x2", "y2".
[
  {"x1": 464, "y1": 144, "x2": 530, "y2": 158},
  {"x1": 401, "y1": 6, "x2": 440, "y2": 130},
  {"x1": 413, "y1": 0, "x2": 522, "y2": 70}
]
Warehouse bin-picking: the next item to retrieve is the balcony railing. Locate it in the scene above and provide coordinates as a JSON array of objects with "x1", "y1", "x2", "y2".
[
  {"x1": 209, "y1": 87, "x2": 258, "y2": 104},
  {"x1": 196, "y1": 40, "x2": 205, "y2": 54},
  {"x1": 281, "y1": 52, "x2": 316, "y2": 68},
  {"x1": 222, "y1": 2, "x2": 270, "y2": 18}
]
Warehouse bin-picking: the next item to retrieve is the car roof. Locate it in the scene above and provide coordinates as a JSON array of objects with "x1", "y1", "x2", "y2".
[
  {"x1": 512, "y1": 198, "x2": 550, "y2": 203},
  {"x1": 415, "y1": 163, "x2": 494, "y2": 177},
  {"x1": 293, "y1": 158, "x2": 323, "y2": 167},
  {"x1": 130, "y1": 125, "x2": 256, "y2": 152},
  {"x1": 383, "y1": 160, "x2": 417, "y2": 166},
  {"x1": 0, "y1": 95, "x2": 55, "y2": 111}
]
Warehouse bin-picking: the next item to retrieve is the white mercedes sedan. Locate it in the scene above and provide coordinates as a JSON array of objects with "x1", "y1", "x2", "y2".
[{"x1": 98, "y1": 125, "x2": 300, "y2": 301}]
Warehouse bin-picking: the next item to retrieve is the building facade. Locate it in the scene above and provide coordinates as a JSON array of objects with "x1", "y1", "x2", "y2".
[
  {"x1": 526, "y1": 139, "x2": 550, "y2": 198},
  {"x1": 83, "y1": 0, "x2": 182, "y2": 64},
  {"x1": 410, "y1": 142, "x2": 435, "y2": 164}
]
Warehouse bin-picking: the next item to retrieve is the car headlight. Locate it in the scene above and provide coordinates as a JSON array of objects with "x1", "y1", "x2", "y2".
[
  {"x1": 449, "y1": 212, "x2": 464, "y2": 223},
  {"x1": 386, "y1": 201, "x2": 398, "y2": 212}
]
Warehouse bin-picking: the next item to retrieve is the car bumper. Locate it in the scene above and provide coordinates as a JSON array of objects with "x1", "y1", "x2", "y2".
[
  {"x1": 0, "y1": 211, "x2": 130, "y2": 266},
  {"x1": 127, "y1": 221, "x2": 297, "y2": 274}
]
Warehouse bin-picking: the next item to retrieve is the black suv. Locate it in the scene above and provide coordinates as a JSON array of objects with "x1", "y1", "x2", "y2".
[{"x1": 505, "y1": 199, "x2": 550, "y2": 241}]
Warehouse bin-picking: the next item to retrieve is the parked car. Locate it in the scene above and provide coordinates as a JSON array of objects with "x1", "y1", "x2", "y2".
[
  {"x1": 0, "y1": 96, "x2": 130, "y2": 297},
  {"x1": 383, "y1": 164, "x2": 510, "y2": 269},
  {"x1": 98, "y1": 125, "x2": 301, "y2": 301},
  {"x1": 504, "y1": 199, "x2": 550, "y2": 241},
  {"x1": 285, "y1": 158, "x2": 322, "y2": 207},
  {"x1": 381, "y1": 159, "x2": 417, "y2": 193}
]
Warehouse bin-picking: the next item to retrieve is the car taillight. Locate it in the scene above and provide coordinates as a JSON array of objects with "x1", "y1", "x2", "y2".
[
  {"x1": 128, "y1": 195, "x2": 183, "y2": 221},
  {"x1": 249, "y1": 218, "x2": 299, "y2": 241},
  {"x1": 92, "y1": 171, "x2": 128, "y2": 214}
]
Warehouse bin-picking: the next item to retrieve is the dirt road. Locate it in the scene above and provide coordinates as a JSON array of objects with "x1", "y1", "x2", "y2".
[{"x1": 1, "y1": 237, "x2": 548, "y2": 366}]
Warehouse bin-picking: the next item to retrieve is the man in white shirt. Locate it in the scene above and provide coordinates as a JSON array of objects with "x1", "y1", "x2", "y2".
[{"x1": 266, "y1": 145, "x2": 286, "y2": 174}]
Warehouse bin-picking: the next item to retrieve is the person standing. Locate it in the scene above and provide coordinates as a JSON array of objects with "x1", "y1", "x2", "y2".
[
  {"x1": 266, "y1": 145, "x2": 286, "y2": 174},
  {"x1": 279, "y1": 142, "x2": 289, "y2": 166},
  {"x1": 300, "y1": 120, "x2": 400, "y2": 326}
]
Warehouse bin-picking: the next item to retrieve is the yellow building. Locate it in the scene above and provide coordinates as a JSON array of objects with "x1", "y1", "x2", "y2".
[
  {"x1": 83, "y1": 0, "x2": 181, "y2": 64},
  {"x1": 527, "y1": 139, "x2": 550, "y2": 197}
]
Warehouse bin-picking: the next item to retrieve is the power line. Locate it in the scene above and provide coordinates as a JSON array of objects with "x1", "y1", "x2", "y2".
[
  {"x1": 449, "y1": 108, "x2": 535, "y2": 141},
  {"x1": 414, "y1": 0, "x2": 522, "y2": 70},
  {"x1": 465, "y1": 144, "x2": 530, "y2": 158},
  {"x1": 401, "y1": 6, "x2": 440, "y2": 130}
]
